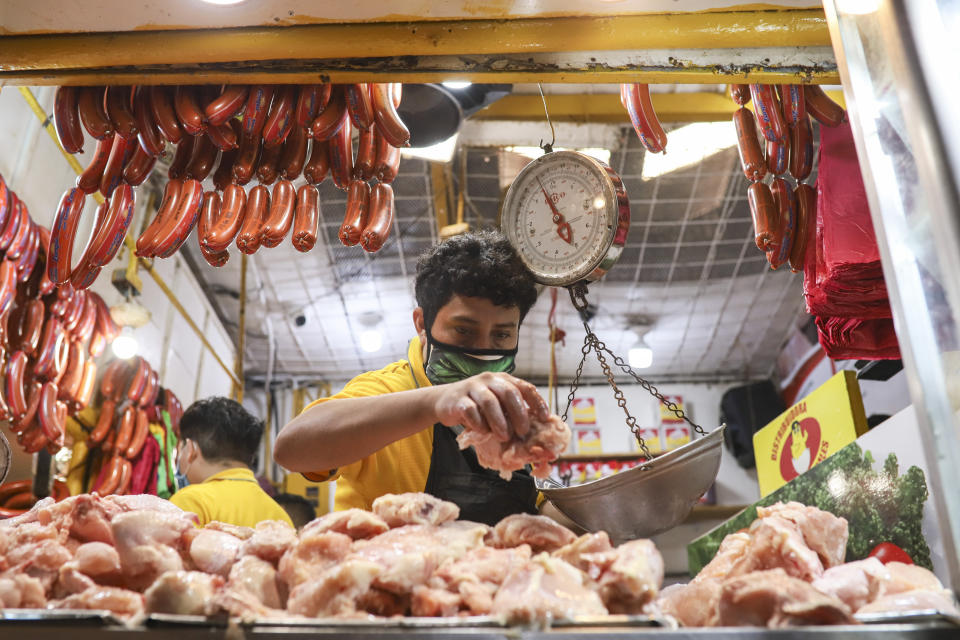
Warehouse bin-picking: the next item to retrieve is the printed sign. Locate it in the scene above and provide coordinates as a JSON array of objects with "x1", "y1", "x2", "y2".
[
  {"x1": 574, "y1": 428, "x2": 603, "y2": 455},
  {"x1": 665, "y1": 425, "x2": 691, "y2": 450},
  {"x1": 635, "y1": 427, "x2": 664, "y2": 455},
  {"x1": 571, "y1": 397, "x2": 597, "y2": 425},
  {"x1": 659, "y1": 395, "x2": 685, "y2": 424},
  {"x1": 753, "y1": 370, "x2": 868, "y2": 496}
]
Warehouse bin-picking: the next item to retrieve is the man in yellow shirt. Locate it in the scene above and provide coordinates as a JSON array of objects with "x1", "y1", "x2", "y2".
[
  {"x1": 171, "y1": 397, "x2": 293, "y2": 528},
  {"x1": 275, "y1": 231, "x2": 551, "y2": 526}
]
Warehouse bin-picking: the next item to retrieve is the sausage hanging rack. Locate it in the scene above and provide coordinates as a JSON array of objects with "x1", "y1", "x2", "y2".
[{"x1": 560, "y1": 282, "x2": 707, "y2": 460}]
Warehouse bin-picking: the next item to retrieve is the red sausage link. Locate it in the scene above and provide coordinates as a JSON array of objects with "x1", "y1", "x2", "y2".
[
  {"x1": 137, "y1": 179, "x2": 181, "y2": 258},
  {"x1": 77, "y1": 86, "x2": 114, "y2": 140},
  {"x1": 174, "y1": 86, "x2": 206, "y2": 136},
  {"x1": 292, "y1": 184, "x2": 319, "y2": 253},
  {"x1": 748, "y1": 182, "x2": 778, "y2": 251},
  {"x1": 790, "y1": 183, "x2": 816, "y2": 273},
  {"x1": 104, "y1": 86, "x2": 139, "y2": 139},
  {"x1": 309, "y1": 88, "x2": 347, "y2": 141},
  {"x1": 261, "y1": 180, "x2": 296, "y2": 248},
  {"x1": 733, "y1": 108, "x2": 766, "y2": 183},
  {"x1": 204, "y1": 183, "x2": 247, "y2": 252},
  {"x1": 361, "y1": 183, "x2": 394, "y2": 253},
  {"x1": 278, "y1": 125, "x2": 309, "y2": 180},
  {"x1": 328, "y1": 116, "x2": 353, "y2": 190},
  {"x1": 236, "y1": 185, "x2": 269, "y2": 255},
  {"x1": 749, "y1": 83, "x2": 787, "y2": 143},
  {"x1": 788, "y1": 115, "x2": 814, "y2": 182},
  {"x1": 54, "y1": 86, "x2": 85, "y2": 154},
  {"x1": 242, "y1": 85, "x2": 275, "y2": 140},
  {"x1": 354, "y1": 127, "x2": 377, "y2": 180},
  {"x1": 77, "y1": 135, "x2": 115, "y2": 194},
  {"x1": 303, "y1": 139, "x2": 330, "y2": 185},
  {"x1": 370, "y1": 83, "x2": 410, "y2": 147},
  {"x1": 261, "y1": 85, "x2": 297, "y2": 148},
  {"x1": 339, "y1": 180, "x2": 370, "y2": 247},
  {"x1": 805, "y1": 86, "x2": 846, "y2": 127},
  {"x1": 345, "y1": 83, "x2": 375, "y2": 130},
  {"x1": 48, "y1": 188, "x2": 87, "y2": 285},
  {"x1": 149, "y1": 86, "x2": 183, "y2": 144},
  {"x1": 375, "y1": 133, "x2": 401, "y2": 184},
  {"x1": 205, "y1": 85, "x2": 249, "y2": 126}
]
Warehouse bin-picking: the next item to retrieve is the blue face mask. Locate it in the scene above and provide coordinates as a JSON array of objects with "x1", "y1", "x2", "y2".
[
  {"x1": 423, "y1": 331, "x2": 518, "y2": 386},
  {"x1": 175, "y1": 439, "x2": 191, "y2": 489}
]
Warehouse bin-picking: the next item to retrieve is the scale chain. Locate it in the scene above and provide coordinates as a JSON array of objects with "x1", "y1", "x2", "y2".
[{"x1": 560, "y1": 283, "x2": 706, "y2": 458}]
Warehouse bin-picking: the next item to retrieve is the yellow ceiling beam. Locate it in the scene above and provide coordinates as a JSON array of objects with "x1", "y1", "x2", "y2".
[
  {"x1": 471, "y1": 90, "x2": 847, "y2": 123},
  {"x1": 0, "y1": 10, "x2": 834, "y2": 86}
]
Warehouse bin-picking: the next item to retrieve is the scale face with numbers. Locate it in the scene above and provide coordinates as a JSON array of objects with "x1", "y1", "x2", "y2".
[{"x1": 501, "y1": 150, "x2": 630, "y2": 287}]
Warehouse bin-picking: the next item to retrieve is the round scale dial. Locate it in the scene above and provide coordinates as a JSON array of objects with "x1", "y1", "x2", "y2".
[{"x1": 501, "y1": 150, "x2": 630, "y2": 287}]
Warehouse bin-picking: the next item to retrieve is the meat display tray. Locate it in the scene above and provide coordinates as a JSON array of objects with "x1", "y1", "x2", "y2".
[{"x1": 1, "y1": 610, "x2": 959, "y2": 639}]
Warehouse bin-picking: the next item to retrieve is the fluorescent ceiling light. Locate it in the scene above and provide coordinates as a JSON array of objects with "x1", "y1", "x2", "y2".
[
  {"x1": 442, "y1": 81, "x2": 472, "y2": 90},
  {"x1": 400, "y1": 133, "x2": 459, "y2": 163},
  {"x1": 640, "y1": 122, "x2": 737, "y2": 180},
  {"x1": 503, "y1": 146, "x2": 612, "y2": 165},
  {"x1": 112, "y1": 329, "x2": 138, "y2": 359},
  {"x1": 359, "y1": 329, "x2": 383, "y2": 353},
  {"x1": 201, "y1": 0, "x2": 246, "y2": 5},
  {"x1": 628, "y1": 345, "x2": 653, "y2": 369}
]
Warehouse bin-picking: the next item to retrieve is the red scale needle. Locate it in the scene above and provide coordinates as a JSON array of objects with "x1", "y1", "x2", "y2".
[{"x1": 537, "y1": 178, "x2": 573, "y2": 244}]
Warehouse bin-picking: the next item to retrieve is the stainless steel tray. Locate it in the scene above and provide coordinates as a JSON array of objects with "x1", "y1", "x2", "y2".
[
  {"x1": 0, "y1": 608, "x2": 123, "y2": 625},
  {"x1": 855, "y1": 609, "x2": 960, "y2": 626}
]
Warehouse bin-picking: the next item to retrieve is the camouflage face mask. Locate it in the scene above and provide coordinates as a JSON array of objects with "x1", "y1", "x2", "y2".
[{"x1": 423, "y1": 333, "x2": 518, "y2": 386}]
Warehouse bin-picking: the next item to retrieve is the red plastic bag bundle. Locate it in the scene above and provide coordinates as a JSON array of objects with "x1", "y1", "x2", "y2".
[
  {"x1": 805, "y1": 122, "x2": 900, "y2": 359},
  {"x1": 804, "y1": 122, "x2": 891, "y2": 319},
  {"x1": 815, "y1": 316, "x2": 900, "y2": 360}
]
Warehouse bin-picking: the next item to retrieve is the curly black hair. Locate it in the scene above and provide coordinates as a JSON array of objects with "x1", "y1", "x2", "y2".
[
  {"x1": 180, "y1": 396, "x2": 263, "y2": 467},
  {"x1": 414, "y1": 230, "x2": 538, "y2": 330}
]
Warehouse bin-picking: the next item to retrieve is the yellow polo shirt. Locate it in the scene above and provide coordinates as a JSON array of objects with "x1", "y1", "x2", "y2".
[
  {"x1": 302, "y1": 337, "x2": 434, "y2": 511},
  {"x1": 170, "y1": 467, "x2": 294, "y2": 528}
]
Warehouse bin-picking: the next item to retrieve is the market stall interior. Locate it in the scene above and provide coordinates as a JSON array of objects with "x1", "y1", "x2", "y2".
[{"x1": 0, "y1": 0, "x2": 959, "y2": 636}]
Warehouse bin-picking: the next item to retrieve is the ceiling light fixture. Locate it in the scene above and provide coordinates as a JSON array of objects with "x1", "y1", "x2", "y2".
[
  {"x1": 628, "y1": 342, "x2": 653, "y2": 369},
  {"x1": 442, "y1": 81, "x2": 473, "y2": 90},
  {"x1": 359, "y1": 329, "x2": 383, "y2": 353},
  {"x1": 200, "y1": 0, "x2": 246, "y2": 5},
  {"x1": 640, "y1": 121, "x2": 737, "y2": 180},
  {"x1": 112, "y1": 327, "x2": 139, "y2": 359}
]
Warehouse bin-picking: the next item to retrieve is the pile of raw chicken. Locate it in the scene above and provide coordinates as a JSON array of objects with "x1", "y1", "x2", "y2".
[
  {"x1": 657, "y1": 502, "x2": 959, "y2": 627},
  {"x1": 0, "y1": 491, "x2": 663, "y2": 624},
  {"x1": 1, "y1": 492, "x2": 956, "y2": 627}
]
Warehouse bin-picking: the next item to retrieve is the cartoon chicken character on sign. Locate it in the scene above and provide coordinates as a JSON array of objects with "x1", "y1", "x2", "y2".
[{"x1": 779, "y1": 418, "x2": 822, "y2": 482}]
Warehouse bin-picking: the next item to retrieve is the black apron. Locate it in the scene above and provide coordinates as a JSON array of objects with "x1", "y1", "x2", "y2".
[{"x1": 423, "y1": 422, "x2": 539, "y2": 526}]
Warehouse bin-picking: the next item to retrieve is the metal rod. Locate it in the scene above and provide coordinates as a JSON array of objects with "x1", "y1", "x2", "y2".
[{"x1": 234, "y1": 253, "x2": 247, "y2": 402}]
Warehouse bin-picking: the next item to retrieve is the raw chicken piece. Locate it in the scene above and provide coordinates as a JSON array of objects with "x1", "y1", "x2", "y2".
[
  {"x1": 73, "y1": 542, "x2": 123, "y2": 582},
  {"x1": 727, "y1": 515, "x2": 824, "y2": 581},
  {"x1": 857, "y1": 589, "x2": 960, "y2": 616},
  {"x1": 189, "y1": 529, "x2": 244, "y2": 576},
  {"x1": 457, "y1": 413, "x2": 570, "y2": 480},
  {"x1": 286, "y1": 559, "x2": 381, "y2": 618},
  {"x1": 0, "y1": 497, "x2": 55, "y2": 528},
  {"x1": 105, "y1": 494, "x2": 197, "y2": 519},
  {"x1": 357, "y1": 587, "x2": 411, "y2": 616},
  {"x1": 303, "y1": 508, "x2": 389, "y2": 540},
  {"x1": 5, "y1": 538, "x2": 73, "y2": 590},
  {"x1": 240, "y1": 520, "x2": 298, "y2": 563},
  {"x1": 693, "y1": 532, "x2": 751, "y2": 583},
  {"x1": 412, "y1": 585, "x2": 462, "y2": 617},
  {"x1": 881, "y1": 561, "x2": 945, "y2": 595},
  {"x1": 655, "y1": 581, "x2": 722, "y2": 627},
  {"x1": 553, "y1": 532, "x2": 614, "y2": 570},
  {"x1": 811, "y1": 558, "x2": 890, "y2": 611},
  {"x1": 0, "y1": 572, "x2": 46, "y2": 608},
  {"x1": 35, "y1": 493, "x2": 123, "y2": 544},
  {"x1": 372, "y1": 493, "x2": 459, "y2": 528},
  {"x1": 53, "y1": 585, "x2": 145, "y2": 619},
  {"x1": 57, "y1": 565, "x2": 97, "y2": 595},
  {"x1": 490, "y1": 513, "x2": 576, "y2": 553},
  {"x1": 278, "y1": 530, "x2": 352, "y2": 589},
  {"x1": 204, "y1": 521, "x2": 255, "y2": 540},
  {"x1": 580, "y1": 539, "x2": 664, "y2": 613},
  {"x1": 491, "y1": 553, "x2": 607, "y2": 624},
  {"x1": 757, "y1": 502, "x2": 848, "y2": 568},
  {"x1": 228, "y1": 555, "x2": 285, "y2": 610},
  {"x1": 718, "y1": 569, "x2": 854, "y2": 627},
  {"x1": 144, "y1": 570, "x2": 224, "y2": 615},
  {"x1": 417, "y1": 545, "x2": 533, "y2": 616},
  {"x1": 111, "y1": 510, "x2": 195, "y2": 591},
  {"x1": 350, "y1": 521, "x2": 488, "y2": 595}
]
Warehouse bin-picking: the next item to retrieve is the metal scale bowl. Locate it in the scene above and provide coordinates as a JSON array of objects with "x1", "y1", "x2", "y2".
[
  {"x1": 500, "y1": 148, "x2": 725, "y2": 542},
  {"x1": 0, "y1": 431, "x2": 10, "y2": 485},
  {"x1": 537, "y1": 426, "x2": 725, "y2": 544}
]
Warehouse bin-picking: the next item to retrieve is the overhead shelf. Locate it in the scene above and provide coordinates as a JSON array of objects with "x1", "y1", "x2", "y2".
[{"x1": 0, "y1": 9, "x2": 839, "y2": 86}]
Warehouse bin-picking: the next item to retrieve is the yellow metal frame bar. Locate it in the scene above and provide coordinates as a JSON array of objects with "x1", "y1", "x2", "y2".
[
  {"x1": 19, "y1": 86, "x2": 240, "y2": 389},
  {"x1": 0, "y1": 10, "x2": 835, "y2": 86},
  {"x1": 472, "y1": 90, "x2": 847, "y2": 123}
]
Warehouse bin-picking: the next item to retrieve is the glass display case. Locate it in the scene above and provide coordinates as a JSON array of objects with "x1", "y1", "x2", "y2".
[{"x1": 822, "y1": 0, "x2": 960, "y2": 588}]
